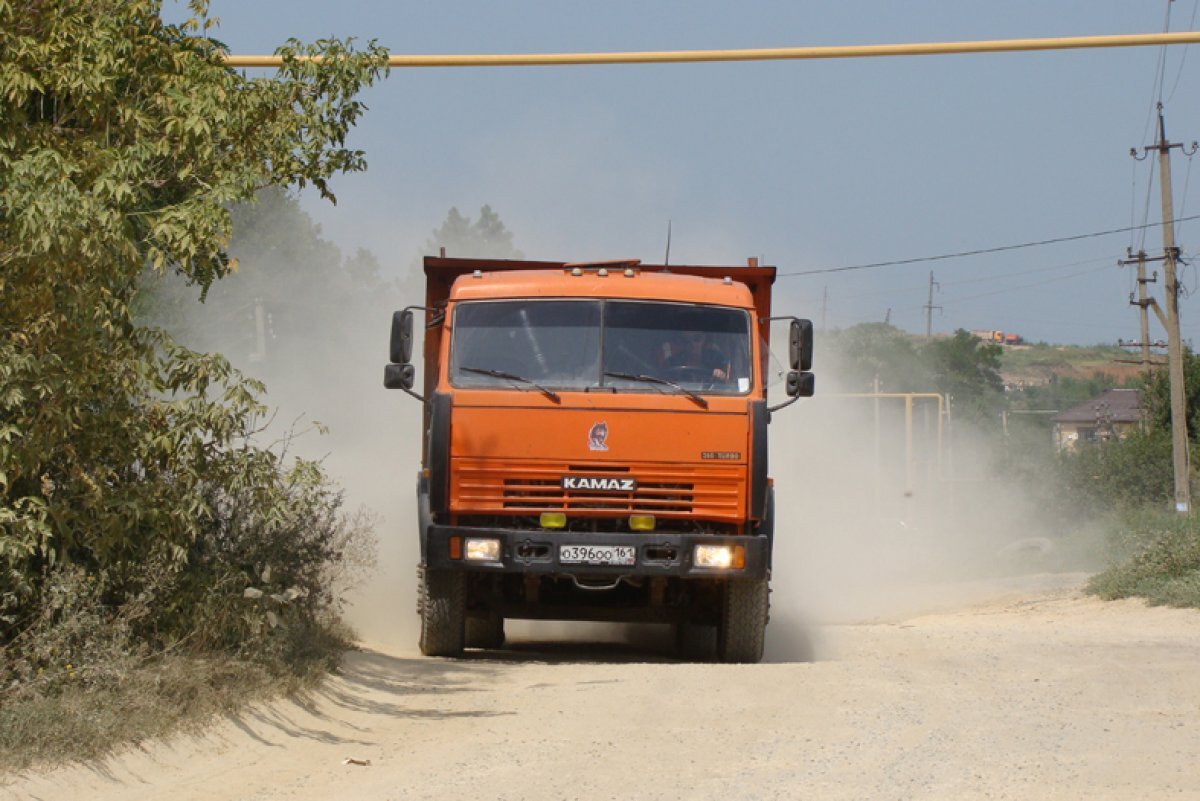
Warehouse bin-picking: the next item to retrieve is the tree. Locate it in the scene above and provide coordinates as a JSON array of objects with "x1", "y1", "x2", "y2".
[
  {"x1": 921, "y1": 329, "x2": 1004, "y2": 421},
  {"x1": 825, "y1": 323, "x2": 930, "y2": 392},
  {"x1": 0, "y1": 1, "x2": 386, "y2": 642},
  {"x1": 1141, "y1": 348, "x2": 1200, "y2": 443},
  {"x1": 424, "y1": 205, "x2": 523, "y2": 260},
  {"x1": 145, "y1": 187, "x2": 399, "y2": 374}
]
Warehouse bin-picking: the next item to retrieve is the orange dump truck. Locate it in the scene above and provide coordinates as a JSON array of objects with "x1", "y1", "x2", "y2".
[{"x1": 384, "y1": 256, "x2": 814, "y2": 662}]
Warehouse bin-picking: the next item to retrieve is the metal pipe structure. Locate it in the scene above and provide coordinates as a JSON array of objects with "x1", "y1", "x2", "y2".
[
  {"x1": 223, "y1": 31, "x2": 1200, "y2": 69},
  {"x1": 831, "y1": 393, "x2": 948, "y2": 489}
]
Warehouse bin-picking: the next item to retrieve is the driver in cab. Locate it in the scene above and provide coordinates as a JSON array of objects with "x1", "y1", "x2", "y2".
[{"x1": 666, "y1": 331, "x2": 729, "y2": 381}]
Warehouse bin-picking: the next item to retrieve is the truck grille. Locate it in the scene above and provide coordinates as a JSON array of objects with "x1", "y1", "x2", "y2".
[{"x1": 452, "y1": 460, "x2": 743, "y2": 519}]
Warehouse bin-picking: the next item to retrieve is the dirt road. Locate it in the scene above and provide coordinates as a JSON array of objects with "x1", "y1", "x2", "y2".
[{"x1": 5, "y1": 578, "x2": 1199, "y2": 801}]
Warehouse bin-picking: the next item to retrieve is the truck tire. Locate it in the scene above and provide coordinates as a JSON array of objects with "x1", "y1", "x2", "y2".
[
  {"x1": 418, "y1": 564, "x2": 466, "y2": 657},
  {"x1": 465, "y1": 612, "x2": 505, "y2": 649},
  {"x1": 717, "y1": 578, "x2": 769, "y2": 663}
]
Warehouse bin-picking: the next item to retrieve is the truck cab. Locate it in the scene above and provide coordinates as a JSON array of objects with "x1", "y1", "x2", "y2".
[{"x1": 385, "y1": 256, "x2": 813, "y2": 662}]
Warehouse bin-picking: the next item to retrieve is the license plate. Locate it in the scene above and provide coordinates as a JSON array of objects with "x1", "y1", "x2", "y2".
[{"x1": 559, "y1": 544, "x2": 637, "y2": 566}]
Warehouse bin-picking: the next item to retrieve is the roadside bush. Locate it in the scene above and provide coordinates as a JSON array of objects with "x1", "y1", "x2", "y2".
[
  {"x1": 1, "y1": 346, "x2": 376, "y2": 669},
  {"x1": 0, "y1": 0, "x2": 387, "y2": 769},
  {"x1": 167, "y1": 458, "x2": 376, "y2": 664},
  {"x1": 0, "y1": 348, "x2": 375, "y2": 769},
  {"x1": 1060, "y1": 428, "x2": 1175, "y2": 513},
  {"x1": 1087, "y1": 509, "x2": 1200, "y2": 608},
  {"x1": 1, "y1": 344, "x2": 373, "y2": 649},
  {"x1": 0, "y1": 567, "x2": 290, "y2": 769}
]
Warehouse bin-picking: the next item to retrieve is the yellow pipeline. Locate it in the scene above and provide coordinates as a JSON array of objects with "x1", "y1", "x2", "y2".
[
  {"x1": 224, "y1": 31, "x2": 1200, "y2": 68},
  {"x1": 830, "y1": 393, "x2": 948, "y2": 489}
]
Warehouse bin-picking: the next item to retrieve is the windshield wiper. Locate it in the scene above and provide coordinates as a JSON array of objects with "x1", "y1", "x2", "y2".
[
  {"x1": 460, "y1": 366, "x2": 561, "y2": 403},
  {"x1": 602, "y1": 371, "x2": 708, "y2": 409}
]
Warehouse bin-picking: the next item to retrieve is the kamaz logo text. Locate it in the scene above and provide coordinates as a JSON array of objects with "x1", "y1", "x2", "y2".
[{"x1": 561, "y1": 476, "x2": 638, "y2": 492}]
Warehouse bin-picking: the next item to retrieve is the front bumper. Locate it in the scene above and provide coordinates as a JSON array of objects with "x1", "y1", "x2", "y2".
[{"x1": 424, "y1": 524, "x2": 769, "y2": 580}]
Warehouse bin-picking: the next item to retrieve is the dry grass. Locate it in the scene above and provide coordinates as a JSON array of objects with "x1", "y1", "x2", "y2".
[
  {"x1": 0, "y1": 638, "x2": 350, "y2": 773},
  {"x1": 0, "y1": 566, "x2": 354, "y2": 773},
  {"x1": 1087, "y1": 509, "x2": 1200, "y2": 609},
  {"x1": 0, "y1": 654, "x2": 278, "y2": 771}
]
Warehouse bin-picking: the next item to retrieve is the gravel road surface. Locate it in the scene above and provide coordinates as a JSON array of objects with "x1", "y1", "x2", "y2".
[{"x1": 5, "y1": 578, "x2": 1199, "y2": 801}]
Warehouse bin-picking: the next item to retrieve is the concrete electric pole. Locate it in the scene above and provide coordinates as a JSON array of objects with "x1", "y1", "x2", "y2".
[
  {"x1": 924, "y1": 271, "x2": 941, "y2": 341},
  {"x1": 1119, "y1": 248, "x2": 1163, "y2": 372},
  {"x1": 1133, "y1": 104, "x2": 1198, "y2": 513}
]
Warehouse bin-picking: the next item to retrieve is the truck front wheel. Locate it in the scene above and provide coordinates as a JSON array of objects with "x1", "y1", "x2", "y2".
[
  {"x1": 418, "y1": 564, "x2": 466, "y2": 657},
  {"x1": 717, "y1": 578, "x2": 769, "y2": 663}
]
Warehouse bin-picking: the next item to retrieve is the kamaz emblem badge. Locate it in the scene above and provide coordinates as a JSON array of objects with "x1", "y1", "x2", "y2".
[{"x1": 588, "y1": 421, "x2": 609, "y2": 451}]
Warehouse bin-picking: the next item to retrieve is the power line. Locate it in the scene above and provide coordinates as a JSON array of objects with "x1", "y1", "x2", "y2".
[
  {"x1": 1136, "y1": 1, "x2": 1177, "y2": 252},
  {"x1": 1143, "y1": 1, "x2": 1175, "y2": 143},
  {"x1": 1137, "y1": 153, "x2": 1160, "y2": 252},
  {"x1": 1165, "y1": 0, "x2": 1200, "y2": 104},
  {"x1": 941, "y1": 256, "x2": 1112, "y2": 288},
  {"x1": 1179, "y1": 139, "x2": 1196, "y2": 241},
  {"x1": 835, "y1": 255, "x2": 1111, "y2": 301},
  {"x1": 945, "y1": 263, "x2": 1115, "y2": 305},
  {"x1": 778, "y1": 214, "x2": 1200, "y2": 278}
]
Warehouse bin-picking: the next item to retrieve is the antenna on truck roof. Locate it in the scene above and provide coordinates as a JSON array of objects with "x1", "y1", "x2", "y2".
[{"x1": 663, "y1": 220, "x2": 672, "y2": 270}]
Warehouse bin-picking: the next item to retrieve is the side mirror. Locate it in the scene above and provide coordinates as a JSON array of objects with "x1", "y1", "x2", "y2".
[
  {"x1": 383, "y1": 363, "x2": 415, "y2": 390},
  {"x1": 786, "y1": 370, "x2": 815, "y2": 398},
  {"x1": 789, "y1": 319, "x2": 813, "y2": 371},
  {"x1": 390, "y1": 309, "x2": 414, "y2": 364}
]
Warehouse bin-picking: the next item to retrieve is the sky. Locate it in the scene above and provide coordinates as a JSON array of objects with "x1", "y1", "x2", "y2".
[{"x1": 168, "y1": 1, "x2": 1200, "y2": 347}]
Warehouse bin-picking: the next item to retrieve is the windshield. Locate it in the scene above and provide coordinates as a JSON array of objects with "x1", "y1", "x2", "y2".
[{"x1": 450, "y1": 299, "x2": 752, "y2": 395}]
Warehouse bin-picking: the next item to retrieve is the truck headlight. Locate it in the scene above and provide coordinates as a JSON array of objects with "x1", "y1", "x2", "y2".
[
  {"x1": 694, "y1": 544, "x2": 745, "y2": 569},
  {"x1": 465, "y1": 537, "x2": 501, "y2": 562}
]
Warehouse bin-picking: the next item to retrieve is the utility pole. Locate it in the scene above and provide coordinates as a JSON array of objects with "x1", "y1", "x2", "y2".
[
  {"x1": 1133, "y1": 104, "x2": 1198, "y2": 513},
  {"x1": 923, "y1": 271, "x2": 941, "y2": 341},
  {"x1": 251, "y1": 297, "x2": 267, "y2": 364},
  {"x1": 1119, "y1": 248, "x2": 1162, "y2": 372}
]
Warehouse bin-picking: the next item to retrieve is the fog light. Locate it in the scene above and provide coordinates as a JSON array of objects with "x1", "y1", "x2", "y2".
[
  {"x1": 694, "y1": 544, "x2": 745, "y2": 569},
  {"x1": 540, "y1": 512, "x2": 567, "y2": 529},
  {"x1": 465, "y1": 537, "x2": 501, "y2": 562},
  {"x1": 629, "y1": 514, "x2": 656, "y2": 532}
]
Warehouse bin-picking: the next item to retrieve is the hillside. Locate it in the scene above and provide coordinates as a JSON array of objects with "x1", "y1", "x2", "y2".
[{"x1": 999, "y1": 342, "x2": 1148, "y2": 389}]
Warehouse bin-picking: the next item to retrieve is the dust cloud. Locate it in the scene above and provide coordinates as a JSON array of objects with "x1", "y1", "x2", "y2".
[
  {"x1": 302, "y1": 346, "x2": 424, "y2": 651},
  {"x1": 761, "y1": 353, "x2": 1102, "y2": 662},
  {"x1": 221, "y1": 315, "x2": 424, "y2": 650},
  {"x1": 163, "y1": 209, "x2": 1100, "y2": 660},
  {"x1": 150, "y1": 245, "x2": 424, "y2": 650}
]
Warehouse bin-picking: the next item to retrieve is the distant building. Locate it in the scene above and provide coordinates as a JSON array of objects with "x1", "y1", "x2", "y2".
[{"x1": 1051, "y1": 388, "x2": 1144, "y2": 451}]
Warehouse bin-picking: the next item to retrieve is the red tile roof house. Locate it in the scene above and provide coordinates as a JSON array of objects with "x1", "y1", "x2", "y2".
[{"x1": 1051, "y1": 388, "x2": 1145, "y2": 452}]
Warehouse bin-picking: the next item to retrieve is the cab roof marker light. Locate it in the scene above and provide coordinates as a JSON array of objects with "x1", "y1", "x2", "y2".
[
  {"x1": 624, "y1": 268, "x2": 635, "y2": 277},
  {"x1": 571, "y1": 267, "x2": 583, "y2": 276},
  {"x1": 597, "y1": 268, "x2": 608, "y2": 277},
  {"x1": 472, "y1": 269, "x2": 483, "y2": 278}
]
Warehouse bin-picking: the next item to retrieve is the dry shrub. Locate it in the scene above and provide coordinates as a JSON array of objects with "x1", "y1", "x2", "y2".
[
  {"x1": 0, "y1": 451, "x2": 376, "y2": 770},
  {"x1": 1087, "y1": 510, "x2": 1200, "y2": 608}
]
